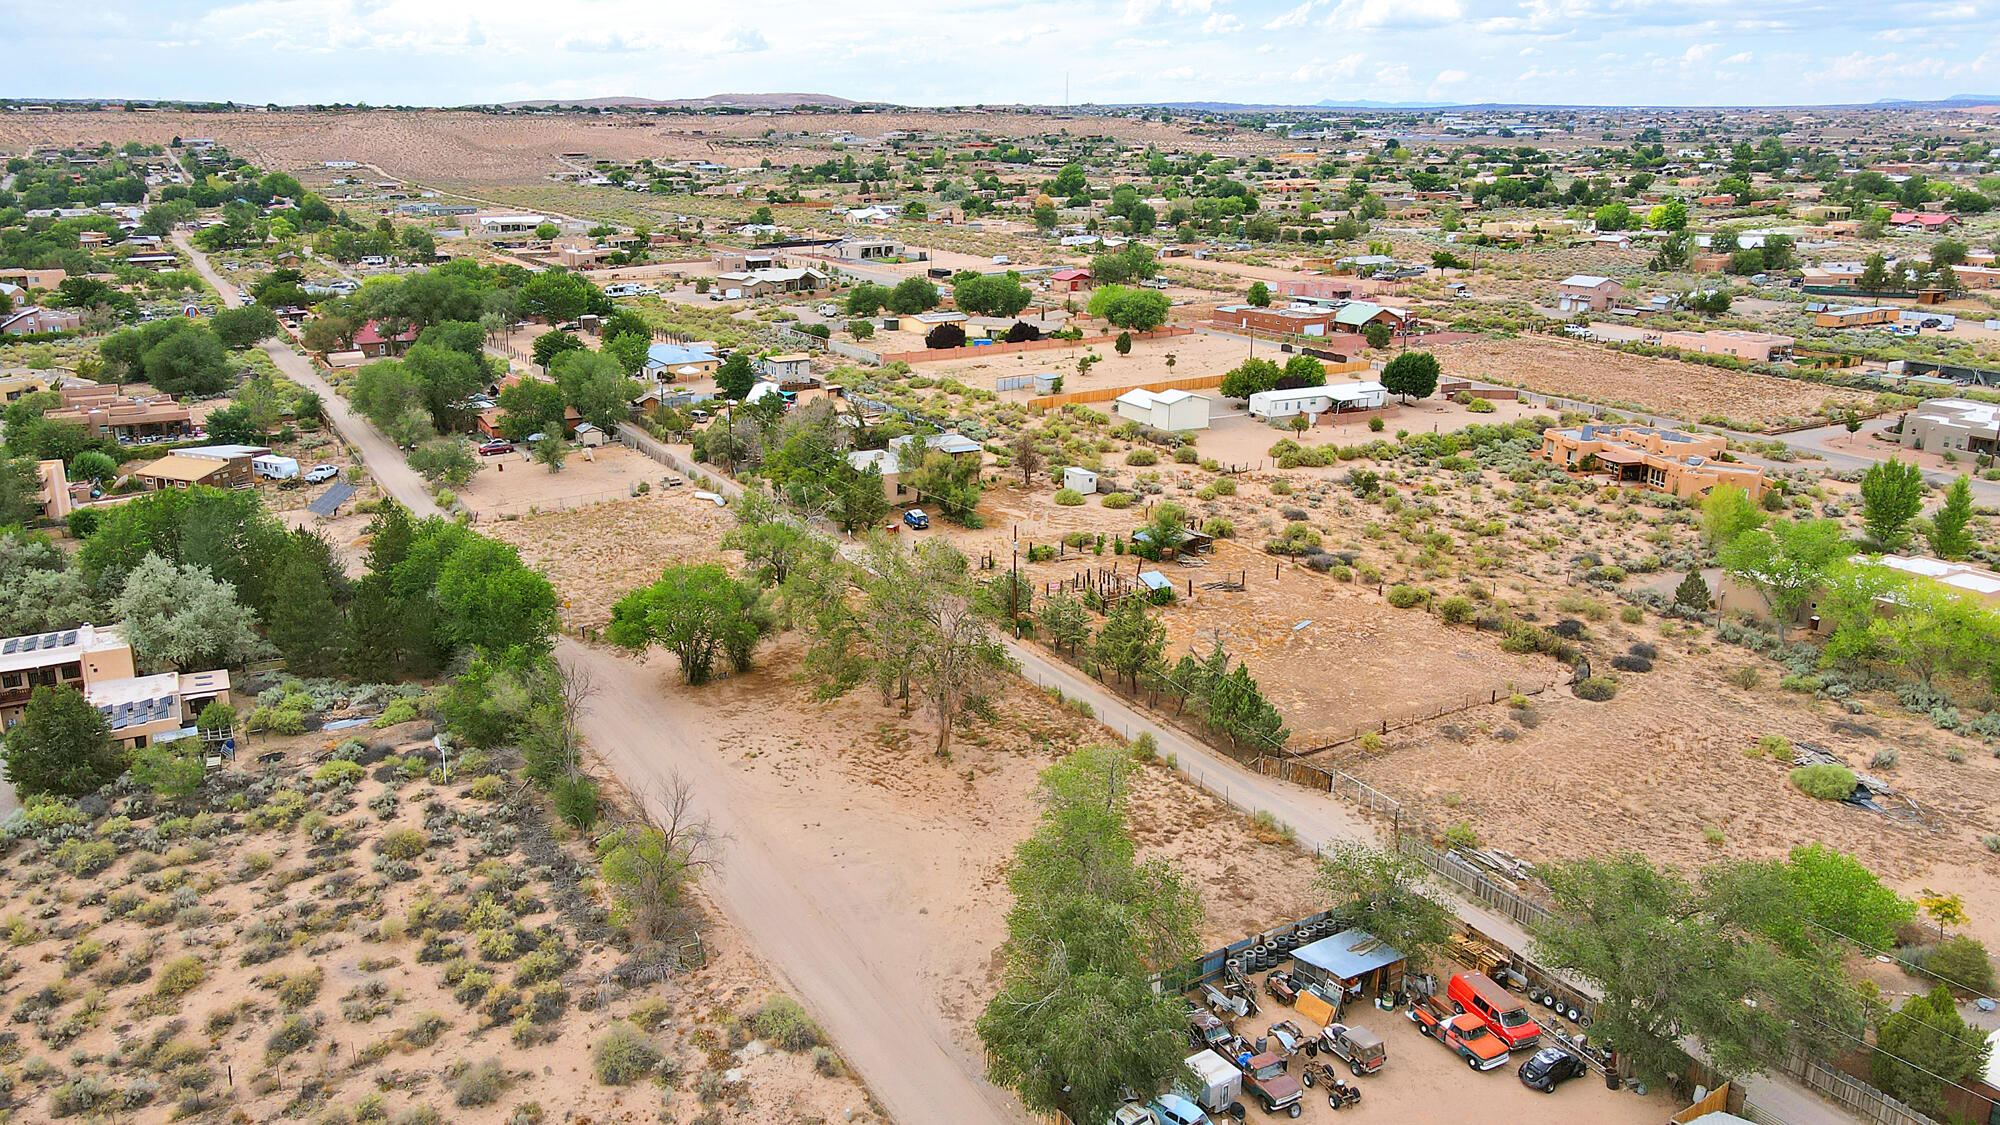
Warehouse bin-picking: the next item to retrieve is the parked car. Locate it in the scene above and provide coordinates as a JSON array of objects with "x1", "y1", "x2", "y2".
[
  {"x1": 1148, "y1": 1093, "x2": 1213, "y2": 1125},
  {"x1": 1187, "y1": 1009, "x2": 1233, "y2": 1054},
  {"x1": 477, "y1": 439, "x2": 515, "y2": 456},
  {"x1": 1447, "y1": 972, "x2": 1541, "y2": 1050},
  {"x1": 903, "y1": 509, "x2": 930, "y2": 530},
  {"x1": 1312, "y1": 1023, "x2": 1386, "y2": 1076},
  {"x1": 688, "y1": 409, "x2": 713, "y2": 423},
  {"x1": 1517, "y1": 1047, "x2": 1588, "y2": 1092},
  {"x1": 1110, "y1": 1104, "x2": 1158, "y2": 1125},
  {"x1": 303, "y1": 463, "x2": 340, "y2": 485},
  {"x1": 1232, "y1": 1051, "x2": 1303, "y2": 1118},
  {"x1": 1409, "y1": 998, "x2": 1510, "y2": 1072}
]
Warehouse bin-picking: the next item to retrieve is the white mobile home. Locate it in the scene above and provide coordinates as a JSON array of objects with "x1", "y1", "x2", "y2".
[
  {"x1": 1113, "y1": 388, "x2": 1211, "y2": 432},
  {"x1": 1246, "y1": 380, "x2": 1388, "y2": 420},
  {"x1": 251, "y1": 454, "x2": 299, "y2": 480}
]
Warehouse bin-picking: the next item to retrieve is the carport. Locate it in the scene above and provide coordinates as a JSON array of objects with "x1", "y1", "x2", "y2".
[{"x1": 1291, "y1": 928, "x2": 1406, "y2": 1003}]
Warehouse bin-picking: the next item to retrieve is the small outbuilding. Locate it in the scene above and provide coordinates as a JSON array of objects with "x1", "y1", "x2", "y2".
[
  {"x1": 1113, "y1": 388, "x2": 1211, "y2": 432},
  {"x1": 1062, "y1": 466, "x2": 1098, "y2": 495},
  {"x1": 1290, "y1": 928, "x2": 1406, "y2": 1002},
  {"x1": 573, "y1": 422, "x2": 608, "y2": 447}
]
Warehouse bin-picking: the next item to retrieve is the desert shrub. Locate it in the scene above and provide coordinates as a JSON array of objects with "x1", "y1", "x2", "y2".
[
  {"x1": 265, "y1": 1014, "x2": 318, "y2": 1060},
  {"x1": 1870, "y1": 749, "x2": 1900, "y2": 770},
  {"x1": 1441, "y1": 822, "x2": 1480, "y2": 850},
  {"x1": 1437, "y1": 596, "x2": 1474, "y2": 625},
  {"x1": 1053, "y1": 488, "x2": 1085, "y2": 506},
  {"x1": 1609, "y1": 655, "x2": 1653, "y2": 673},
  {"x1": 811, "y1": 1046, "x2": 845, "y2": 1077},
  {"x1": 749, "y1": 996, "x2": 822, "y2": 1052},
  {"x1": 1573, "y1": 677, "x2": 1618, "y2": 702},
  {"x1": 551, "y1": 776, "x2": 599, "y2": 828},
  {"x1": 1202, "y1": 517, "x2": 1234, "y2": 539},
  {"x1": 1175, "y1": 446, "x2": 1198, "y2": 463},
  {"x1": 453, "y1": 1058, "x2": 510, "y2": 1107},
  {"x1": 391, "y1": 1106, "x2": 443, "y2": 1125},
  {"x1": 376, "y1": 829, "x2": 426, "y2": 861},
  {"x1": 155, "y1": 956, "x2": 206, "y2": 998},
  {"x1": 1728, "y1": 667, "x2": 1762, "y2": 690},
  {"x1": 1757, "y1": 734, "x2": 1793, "y2": 758},
  {"x1": 401, "y1": 1012, "x2": 450, "y2": 1048},
  {"x1": 50, "y1": 839, "x2": 116, "y2": 878},
  {"x1": 1790, "y1": 763, "x2": 1857, "y2": 800},
  {"x1": 1100, "y1": 492, "x2": 1133, "y2": 509},
  {"x1": 1620, "y1": 605, "x2": 1644, "y2": 624},
  {"x1": 1385, "y1": 584, "x2": 1425, "y2": 609},
  {"x1": 312, "y1": 760, "x2": 364, "y2": 789},
  {"x1": 1919, "y1": 935, "x2": 1996, "y2": 994},
  {"x1": 592, "y1": 1023, "x2": 661, "y2": 1086}
]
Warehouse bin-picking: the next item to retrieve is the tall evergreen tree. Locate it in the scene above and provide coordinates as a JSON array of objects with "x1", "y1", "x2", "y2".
[
  {"x1": 2, "y1": 684, "x2": 121, "y2": 797},
  {"x1": 267, "y1": 548, "x2": 346, "y2": 676}
]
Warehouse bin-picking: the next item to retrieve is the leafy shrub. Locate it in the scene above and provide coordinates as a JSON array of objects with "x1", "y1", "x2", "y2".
[
  {"x1": 1610, "y1": 655, "x2": 1653, "y2": 673},
  {"x1": 749, "y1": 996, "x2": 823, "y2": 1052},
  {"x1": 551, "y1": 776, "x2": 599, "y2": 829},
  {"x1": 454, "y1": 1058, "x2": 510, "y2": 1107},
  {"x1": 376, "y1": 829, "x2": 427, "y2": 861},
  {"x1": 1437, "y1": 596, "x2": 1474, "y2": 625},
  {"x1": 1202, "y1": 517, "x2": 1233, "y2": 539},
  {"x1": 1790, "y1": 763, "x2": 1857, "y2": 800},
  {"x1": 1053, "y1": 488, "x2": 1085, "y2": 506},
  {"x1": 592, "y1": 1023, "x2": 661, "y2": 1086},
  {"x1": 1920, "y1": 935, "x2": 1996, "y2": 994},
  {"x1": 1573, "y1": 677, "x2": 1618, "y2": 702},
  {"x1": 1385, "y1": 585, "x2": 1425, "y2": 609},
  {"x1": 50, "y1": 839, "x2": 116, "y2": 878},
  {"x1": 155, "y1": 956, "x2": 206, "y2": 998},
  {"x1": 1124, "y1": 449, "x2": 1157, "y2": 466},
  {"x1": 1100, "y1": 492, "x2": 1133, "y2": 509},
  {"x1": 312, "y1": 760, "x2": 364, "y2": 789},
  {"x1": 1441, "y1": 822, "x2": 1480, "y2": 850},
  {"x1": 265, "y1": 1014, "x2": 318, "y2": 1059}
]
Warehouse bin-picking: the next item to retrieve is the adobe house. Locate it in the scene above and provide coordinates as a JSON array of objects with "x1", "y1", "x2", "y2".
[{"x1": 1538, "y1": 424, "x2": 1767, "y2": 500}]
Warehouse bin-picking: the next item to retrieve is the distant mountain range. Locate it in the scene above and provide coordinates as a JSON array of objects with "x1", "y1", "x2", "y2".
[{"x1": 493, "y1": 92, "x2": 860, "y2": 110}]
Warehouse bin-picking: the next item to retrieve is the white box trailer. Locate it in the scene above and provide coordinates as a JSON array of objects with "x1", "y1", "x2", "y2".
[
  {"x1": 1247, "y1": 380, "x2": 1388, "y2": 419},
  {"x1": 1185, "y1": 1049, "x2": 1242, "y2": 1117},
  {"x1": 252, "y1": 454, "x2": 300, "y2": 480}
]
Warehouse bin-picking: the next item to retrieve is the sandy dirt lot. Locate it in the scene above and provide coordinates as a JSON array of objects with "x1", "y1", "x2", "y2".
[
  {"x1": 1430, "y1": 335, "x2": 1872, "y2": 429},
  {"x1": 458, "y1": 442, "x2": 678, "y2": 521},
  {"x1": 483, "y1": 486, "x2": 739, "y2": 627}
]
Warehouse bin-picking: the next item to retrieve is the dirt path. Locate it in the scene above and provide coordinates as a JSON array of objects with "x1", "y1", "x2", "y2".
[{"x1": 562, "y1": 641, "x2": 1029, "y2": 1125}]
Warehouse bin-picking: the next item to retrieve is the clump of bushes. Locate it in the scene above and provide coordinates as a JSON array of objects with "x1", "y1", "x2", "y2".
[
  {"x1": 1125, "y1": 448, "x2": 1158, "y2": 466},
  {"x1": 1437, "y1": 596, "x2": 1474, "y2": 625},
  {"x1": 749, "y1": 996, "x2": 823, "y2": 1052},
  {"x1": 1790, "y1": 763, "x2": 1857, "y2": 800},
  {"x1": 1100, "y1": 492, "x2": 1133, "y2": 509},
  {"x1": 1573, "y1": 676, "x2": 1619, "y2": 702},
  {"x1": 453, "y1": 1058, "x2": 511, "y2": 1107},
  {"x1": 592, "y1": 1023, "x2": 661, "y2": 1085},
  {"x1": 376, "y1": 829, "x2": 427, "y2": 861},
  {"x1": 1053, "y1": 488, "x2": 1085, "y2": 506},
  {"x1": 1385, "y1": 584, "x2": 1425, "y2": 609},
  {"x1": 155, "y1": 956, "x2": 206, "y2": 998}
]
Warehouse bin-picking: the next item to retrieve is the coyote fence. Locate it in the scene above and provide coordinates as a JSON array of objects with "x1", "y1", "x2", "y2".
[{"x1": 1395, "y1": 833, "x2": 1555, "y2": 934}]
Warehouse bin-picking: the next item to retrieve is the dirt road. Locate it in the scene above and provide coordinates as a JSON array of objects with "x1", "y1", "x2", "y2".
[{"x1": 563, "y1": 642, "x2": 1030, "y2": 1125}]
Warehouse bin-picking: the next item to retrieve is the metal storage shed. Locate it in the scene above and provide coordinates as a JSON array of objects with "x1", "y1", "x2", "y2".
[{"x1": 1291, "y1": 928, "x2": 1406, "y2": 998}]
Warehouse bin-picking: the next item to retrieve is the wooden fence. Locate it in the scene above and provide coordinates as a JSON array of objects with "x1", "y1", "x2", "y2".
[
  {"x1": 1396, "y1": 833, "x2": 1557, "y2": 934},
  {"x1": 1770, "y1": 1055, "x2": 1941, "y2": 1125}
]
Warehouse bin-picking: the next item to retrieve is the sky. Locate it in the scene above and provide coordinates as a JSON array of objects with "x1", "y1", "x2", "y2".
[{"x1": 14, "y1": 0, "x2": 2000, "y2": 108}]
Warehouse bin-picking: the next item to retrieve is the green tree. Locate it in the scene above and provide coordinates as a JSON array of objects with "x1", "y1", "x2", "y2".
[
  {"x1": 552, "y1": 348, "x2": 642, "y2": 432},
  {"x1": 607, "y1": 563, "x2": 775, "y2": 685},
  {"x1": 1363, "y1": 321, "x2": 1393, "y2": 350},
  {"x1": 113, "y1": 553, "x2": 264, "y2": 671},
  {"x1": 598, "y1": 778, "x2": 716, "y2": 943},
  {"x1": 130, "y1": 737, "x2": 205, "y2": 798},
  {"x1": 265, "y1": 538, "x2": 346, "y2": 676},
  {"x1": 952, "y1": 274, "x2": 1032, "y2": 317},
  {"x1": 1860, "y1": 458, "x2": 1926, "y2": 550},
  {"x1": 1594, "y1": 201, "x2": 1633, "y2": 231},
  {"x1": 1720, "y1": 519, "x2": 1849, "y2": 634},
  {"x1": 142, "y1": 324, "x2": 232, "y2": 396},
  {"x1": 1858, "y1": 253, "x2": 1892, "y2": 293},
  {"x1": 1035, "y1": 593, "x2": 1094, "y2": 656},
  {"x1": 1247, "y1": 281, "x2": 1272, "y2": 306},
  {"x1": 2, "y1": 684, "x2": 121, "y2": 798},
  {"x1": 1674, "y1": 570, "x2": 1711, "y2": 611},
  {"x1": 1094, "y1": 597, "x2": 1166, "y2": 688},
  {"x1": 1218, "y1": 356, "x2": 1281, "y2": 399},
  {"x1": 519, "y1": 269, "x2": 599, "y2": 323},
  {"x1": 1872, "y1": 986, "x2": 1990, "y2": 1116},
  {"x1": 1646, "y1": 200, "x2": 1689, "y2": 231},
  {"x1": 496, "y1": 379, "x2": 565, "y2": 442},
  {"x1": 1700, "y1": 483, "x2": 1766, "y2": 549},
  {"x1": 1927, "y1": 475, "x2": 1975, "y2": 560},
  {"x1": 209, "y1": 304, "x2": 281, "y2": 348},
  {"x1": 1780, "y1": 843, "x2": 1916, "y2": 952},
  {"x1": 978, "y1": 746, "x2": 1202, "y2": 1125},
  {"x1": 408, "y1": 438, "x2": 477, "y2": 488},
  {"x1": 532, "y1": 329, "x2": 585, "y2": 369},
  {"x1": 1114, "y1": 331, "x2": 1132, "y2": 357},
  {"x1": 1380, "y1": 350, "x2": 1440, "y2": 402},
  {"x1": 434, "y1": 536, "x2": 561, "y2": 655},
  {"x1": 844, "y1": 282, "x2": 891, "y2": 317},
  {"x1": 888, "y1": 277, "x2": 940, "y2": 315},
  {"x1": 1315, "y1": 842, "x2": 1456, "y2": 971},
  {"x1": 715, "y1": 353, "x2": 757, "y2": 400}
]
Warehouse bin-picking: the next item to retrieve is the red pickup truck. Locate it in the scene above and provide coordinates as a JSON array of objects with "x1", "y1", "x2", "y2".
[{"x1": 1409, "y1": 997, "x2": 1511, "y2": 1072}]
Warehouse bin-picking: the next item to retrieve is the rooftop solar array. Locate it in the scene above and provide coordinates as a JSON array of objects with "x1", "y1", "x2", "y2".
[
  {"x1": 99, "y1": 695, "x2": 177, "y2": 731},
  {"x1": 0, "y1": 630, "x2": 80, "y2": 656}
]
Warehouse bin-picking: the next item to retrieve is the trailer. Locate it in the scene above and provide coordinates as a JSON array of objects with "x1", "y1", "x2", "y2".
[
  {"x1": 1185, "y1": 1049, "x2": 1244, "y2": 1121},
  {"x1": 252, "y1": 454, "x2": 300, "y2": 480}
]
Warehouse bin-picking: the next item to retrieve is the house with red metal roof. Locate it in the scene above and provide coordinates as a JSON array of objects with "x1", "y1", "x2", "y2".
[
  {"x1": 1890, "y1": 211, "x2": 1957, "y2": 231},
  {"x1": 352, "y1": 319, "x2": 418, "y2": 358},
  {"x1": 1048, "y1": 267, "x2": 1092, "y2": 293}
]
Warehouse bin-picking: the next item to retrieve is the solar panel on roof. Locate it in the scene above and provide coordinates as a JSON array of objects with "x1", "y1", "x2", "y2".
[{"x1": 2, "y1": 639, "x2": 16, "y2": 655}]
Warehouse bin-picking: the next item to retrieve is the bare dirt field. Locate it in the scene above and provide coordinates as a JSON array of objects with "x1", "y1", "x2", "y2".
[
  {"x1": 1430, "y1": 335, "x2": 1872, "y2": 429},
  {"x1": 482, "y1": 486, "x2": 738, "y2": 628},
  {"x1": 458, "y1": 443, "x2": 677, "y2": 522}
]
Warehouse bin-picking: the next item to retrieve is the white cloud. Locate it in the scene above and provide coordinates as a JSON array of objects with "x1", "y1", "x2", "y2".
[
  {"x1": 1328, "y1": 0, "x2": 1462, "y2": 30},
  {"x1": 1202, "y1": 12, "x2": 1243, "y2": 31}
]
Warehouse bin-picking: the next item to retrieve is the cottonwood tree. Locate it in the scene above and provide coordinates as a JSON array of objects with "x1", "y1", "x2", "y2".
[
  {"x1": 1380, "y1": 350, "x2": 1440, "y2": 402},
  {"x1": 1700, "y1": 483, "x2": 1765, "y2": 549},
  {"x1": 915, "y1": 595, "x2": 1014, "y2": 757},
  {"x1": 1007, "y1": 429, "x2": 1045, "y2": 486},
  {"x1": 114, "y1": 553, "x2": 264, "y2": 671},
  {"x1": 600, "y1": 773, "x2": 720, "y2": 946},
  {"x1": 979, "y1": 746, "x2": 1202, "y2": 1125},
  {"x1": 1926, "y1": 475, "x2": 1975, "y2": 560},
  {"x1": 1535, "y1": 853, "x2": 1865, "y2": 1088},
  {"x1": 1861, "y1": 458, "x2": 1926, "y2": 550},
  {"x1": 722, "y1": 496, "x2": 822, "y2": 587},
  {"x1": 1719, "y1": 519, "x2": 1849, "y2": 636},
  {"x1": 0, "y1": 534, "x2": 94, "y2": 637},
  {"x1": 1315, "y1": 842, "x2": 1456, "y2": 972},
  {"x1": 1, "y1": 684, "x2": 121, "y2": 797},
  {"x1": 608, "y1": 563, "x2": 774, "y2": 685}
]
